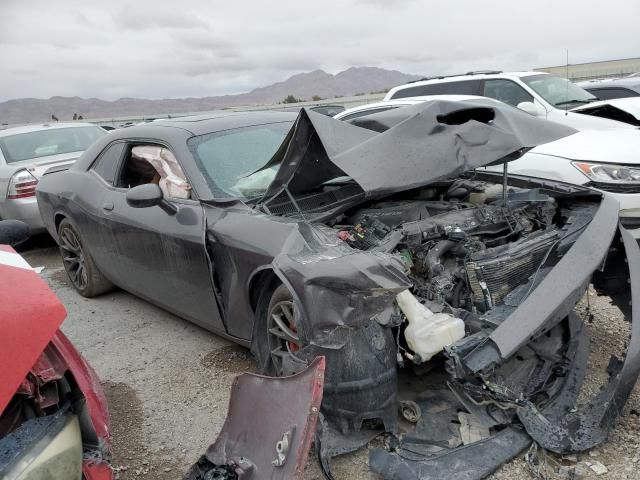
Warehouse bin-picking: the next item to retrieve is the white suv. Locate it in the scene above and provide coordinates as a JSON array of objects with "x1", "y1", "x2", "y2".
[{"x1": 384, "y1": 71, "x2": 635, "y2": 130}]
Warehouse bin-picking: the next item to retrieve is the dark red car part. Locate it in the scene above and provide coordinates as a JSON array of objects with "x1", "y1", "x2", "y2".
[
  {"x1": 184, "y1": 356, "x2": 325, "y2": 480},
  {"x1": 0, "y1": 245, "x2": 66, "y2": 414}
]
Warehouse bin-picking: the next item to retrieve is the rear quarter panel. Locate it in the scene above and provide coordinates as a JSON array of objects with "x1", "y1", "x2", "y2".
[
  {"x1": 37, "y1": 168, "x2": 108, "y2": 249},
  {"x1": 36, "y1": 135, "x2": 113, "y2": 241}
]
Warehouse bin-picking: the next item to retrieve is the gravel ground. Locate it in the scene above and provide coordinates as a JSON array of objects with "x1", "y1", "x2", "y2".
[{"x1": 21, "y1": 241, "x2": 640, "y2": 480}]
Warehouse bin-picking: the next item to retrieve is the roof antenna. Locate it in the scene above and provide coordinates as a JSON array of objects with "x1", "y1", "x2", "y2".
[{"x1": 565, "y1": 49, "x2": 570, "y2": 116}]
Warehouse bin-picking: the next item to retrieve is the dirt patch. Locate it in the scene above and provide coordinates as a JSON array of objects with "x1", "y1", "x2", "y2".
[
  {"x1": 104, "y1": 382, "x2": 182, "y2": 479},
  {"x1": 200, "y1": 345, "x2": 256, "y2": 373},
  {"x1": 51, "y1": 268, "x2": 71, "y2": 287}
]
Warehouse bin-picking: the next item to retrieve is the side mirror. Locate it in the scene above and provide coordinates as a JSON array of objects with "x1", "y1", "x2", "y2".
[
  {"x1": 517, "y1": 101, "x2": 546, "y2": 117},
  {"x1": 126, "y1": 184, "x2": 177, "y2": 215},
  {"x1": 0, "y1": 219, "x2": 30, "y2": 246}
]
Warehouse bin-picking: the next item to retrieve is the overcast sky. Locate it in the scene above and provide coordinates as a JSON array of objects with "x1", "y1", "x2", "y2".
[{"x1": 0, "y1": 0, "x2": 638, "y2": 102}]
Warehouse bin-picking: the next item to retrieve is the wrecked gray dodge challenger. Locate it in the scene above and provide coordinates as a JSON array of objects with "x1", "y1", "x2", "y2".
[{"x1": 36, "y1": 102, "x2": 640, "y2": 479}]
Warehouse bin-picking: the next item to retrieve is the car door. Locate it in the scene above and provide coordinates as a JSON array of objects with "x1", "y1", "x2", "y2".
[
  {"x1": 82, "y1": 141, "x2": 126, "y2": 281},
  {"x1": 94, "y1": 140, "x2": 224, "y2": 333}
]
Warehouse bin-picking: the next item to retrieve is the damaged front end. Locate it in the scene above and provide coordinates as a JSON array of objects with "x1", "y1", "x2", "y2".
[
  {"x1": 192, "y1": 103, "x2": 640, "y2": 479},
  {"x1": 277, "y1": 190, "x2": 640, "y2": 480}
]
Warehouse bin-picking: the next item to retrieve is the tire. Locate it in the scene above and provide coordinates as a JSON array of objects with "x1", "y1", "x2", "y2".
[
  {"x1": 57, "y1": 218, "x2": 113, "y2": 297},
  {"x1": 251, "y1": 283, "x2": 303, "y2": 376}
]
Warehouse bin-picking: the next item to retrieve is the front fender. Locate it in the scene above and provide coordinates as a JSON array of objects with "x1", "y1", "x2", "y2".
[{"x1": 272, "y1": 247, "x2": 410, "y2": 348}]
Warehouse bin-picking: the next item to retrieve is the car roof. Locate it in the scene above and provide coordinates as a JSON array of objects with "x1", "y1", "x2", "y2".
[
  {"x1": 385, "y1": 71, "x2": 548, "y2": 99},
  {"x1": 0, "y1": 122, "x2": 100, "y2": 138},
  {"x1": 577, "y1": 77, "x2": 640, "y2": 91},
  {"x1": 148, "y1": 110, "x2": 297, "y2": 136},
  {"x1": 532, "y1": 129, "x2": 640, "y2": 164},
  {"x1": 335, "y1": 95, "x2": 501, "y2": 118}
]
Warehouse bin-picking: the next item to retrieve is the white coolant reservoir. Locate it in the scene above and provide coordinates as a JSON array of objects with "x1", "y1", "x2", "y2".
[{"x1": 396, "y1": 290, "x2": 465, "y2": 363}]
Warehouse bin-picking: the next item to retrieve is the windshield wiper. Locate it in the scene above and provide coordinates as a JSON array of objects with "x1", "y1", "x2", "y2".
[{"x1": 555, "y1": 99, "x2": 596, "y2": 107}]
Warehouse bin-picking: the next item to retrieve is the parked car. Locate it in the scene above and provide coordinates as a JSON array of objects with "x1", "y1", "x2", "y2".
[
  {"x1": 0, "y1": 123, "x2": 107, "y2": 232},
  {"x1": 578, "y1": 76, "x2": 640, "y2": 100},
  {"x1": 384, "y1": 71, "x2": 639, "y2": 129},
  {"x1": 333, "y1": 98, "x2": 417, "y2": 121},
  {"x1": 36, "y1": 105, "x2": 640, "y2": 478},
  {"x1": 337, "y1": 96, "x2": 640, "y2": 210},
  {"x1": 569, "y1": 96, "x2": 640, "y2": 127},
  {"x1": 0, "y1": 220, "x2": 112, "y2": 480},
  {"x1": 277, "y1": 104, "x2": 346, "y2": 117}
]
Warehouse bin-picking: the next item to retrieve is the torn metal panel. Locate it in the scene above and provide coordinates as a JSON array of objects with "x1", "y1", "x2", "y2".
[
  {"x1": 184, "y1": 357, "x2": 325, "y2": 480},
  {"x1": 261, "y1": 101, "x2": 576, "y2": 202},
  {"x1": 516, "y1": 223, "x2": 640, "y2": 453}
]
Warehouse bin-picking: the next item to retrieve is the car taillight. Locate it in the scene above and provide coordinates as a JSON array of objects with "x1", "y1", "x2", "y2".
[{"x1": 7, "y1": 170, "x2": 38, "y2": 199}]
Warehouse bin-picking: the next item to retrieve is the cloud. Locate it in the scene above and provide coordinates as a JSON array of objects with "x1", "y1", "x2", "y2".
[
  {"x1": 0, "y1": 0, "x2": 638, "y2": 102},
  {"x1": 112, "y1": 6, "x2": 211, "y2": 31}
]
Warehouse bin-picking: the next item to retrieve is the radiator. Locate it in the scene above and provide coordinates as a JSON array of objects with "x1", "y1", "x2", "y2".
[{"x1": 466, "y1": 229, "x2": 559, "y2": 307}]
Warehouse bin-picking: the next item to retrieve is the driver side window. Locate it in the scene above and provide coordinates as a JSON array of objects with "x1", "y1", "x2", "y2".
[{"x1": 115, "y1": 143, "x2": 192, "y2": 199}]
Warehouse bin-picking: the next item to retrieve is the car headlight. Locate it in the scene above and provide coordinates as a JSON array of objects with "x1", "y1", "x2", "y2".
[
  {"x1": 572, "y1": 161, "x2": 640, "y2": 184},
  {"x1": 2, "y1": 413, "x2": 83, "y2": 480}
]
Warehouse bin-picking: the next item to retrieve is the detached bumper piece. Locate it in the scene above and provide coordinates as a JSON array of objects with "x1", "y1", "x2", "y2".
[
  {"x1": 183, "y1": 357, "x2": 325, "y2": 480},
  {"x1": 518, "y1": 224, "x2": 640, "y2": 453},
  {"x1": 369, "y1": 426, "x2": 531, "y2": 480}
]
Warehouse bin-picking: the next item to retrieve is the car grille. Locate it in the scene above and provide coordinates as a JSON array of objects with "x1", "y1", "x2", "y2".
[
  {"x1": 588, "y1": 181, "x2": 640, "y2": 194},
  {"x1": 466, "y1": 230, "x2": 559, "y2": 307}
]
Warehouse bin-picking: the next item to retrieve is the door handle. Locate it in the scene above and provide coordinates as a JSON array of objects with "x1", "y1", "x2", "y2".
[{"x1": 102, "y1": 202, "x2": 114, "y2": 212}]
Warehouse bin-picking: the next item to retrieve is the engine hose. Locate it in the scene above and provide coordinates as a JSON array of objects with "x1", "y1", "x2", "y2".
[{"x1": 425, "y1": 240, "x2": 456, "y2": 277}]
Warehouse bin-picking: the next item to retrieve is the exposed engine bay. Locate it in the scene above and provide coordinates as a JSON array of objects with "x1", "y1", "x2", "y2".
[
  {"x1": 300, "y1": 176, "x2": 625, "y2": 479},
  {"x1": 330, "y1": 177, "x2": 594, "y2": 335}
]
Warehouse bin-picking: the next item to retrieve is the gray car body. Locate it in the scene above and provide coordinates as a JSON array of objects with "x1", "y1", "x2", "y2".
[{"x1": 36, "y1": 106, "x2": 640, "y2": 478}]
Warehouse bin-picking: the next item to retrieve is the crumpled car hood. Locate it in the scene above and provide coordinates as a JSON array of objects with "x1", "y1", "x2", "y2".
[
  {"x1": 260, "y1": 100, "x2": 577, "y2": 202},
  {"x1": 0, "y1": 246, "x2": 66, "y2": 414}
]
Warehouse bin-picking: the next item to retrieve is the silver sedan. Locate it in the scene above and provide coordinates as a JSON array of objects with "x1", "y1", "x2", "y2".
[{"x1": 0, "y1": 123, "x2": 106, "y2": 232}]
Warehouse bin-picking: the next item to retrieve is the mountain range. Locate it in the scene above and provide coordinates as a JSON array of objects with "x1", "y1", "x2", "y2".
[{"x1": 0, "y1": 67, "x2": 422, "y2": 124}]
